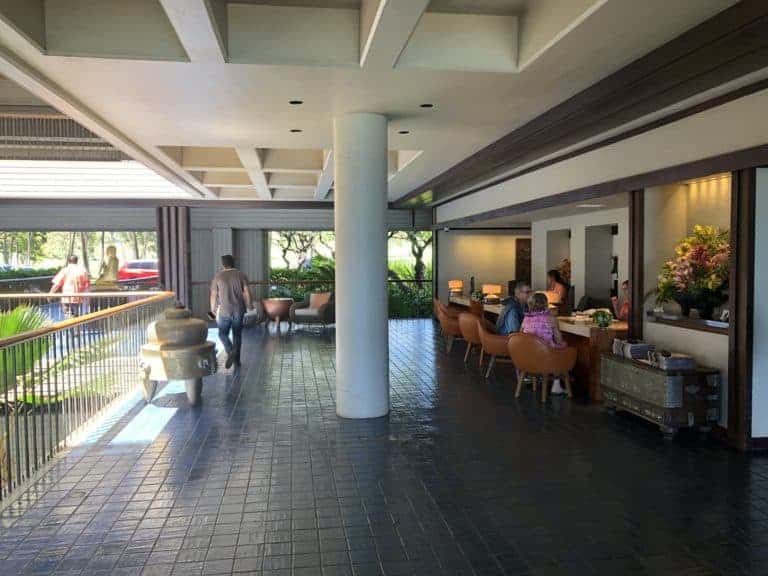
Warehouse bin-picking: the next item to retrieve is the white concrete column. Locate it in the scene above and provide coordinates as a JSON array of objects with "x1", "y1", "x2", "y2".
[{"x1": 333, "y1": 113, "x2": 389, "y2": 418}]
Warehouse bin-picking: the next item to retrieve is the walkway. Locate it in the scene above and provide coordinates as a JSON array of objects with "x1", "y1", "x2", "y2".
[{"x1": 0, "y1": 320, "x2": 766, "y2": 576}]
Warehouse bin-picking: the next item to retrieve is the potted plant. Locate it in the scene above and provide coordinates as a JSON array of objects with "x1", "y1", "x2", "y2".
[
  {"x1": 470, "y1": 289, "x2": 484, "y2": 302},
  {"x1": 656, "y1": 225, "x2": 730, "y2": 320},
  {"x1": 592, "y1": 309, "x2": 613, "y2": 329}
]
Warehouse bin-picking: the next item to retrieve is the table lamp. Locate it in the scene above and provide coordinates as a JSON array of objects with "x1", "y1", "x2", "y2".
[
  {"x1": 448, "y1": 279, "x2": 464, "y2": 296},
  {"x1": 481, "y1": 284, "x2": 502, "y2": 297}
]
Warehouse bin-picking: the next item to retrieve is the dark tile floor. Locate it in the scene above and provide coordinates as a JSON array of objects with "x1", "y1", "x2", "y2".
[{"x1": 2, "y1": 319, "x2": 768, "y2": 576}]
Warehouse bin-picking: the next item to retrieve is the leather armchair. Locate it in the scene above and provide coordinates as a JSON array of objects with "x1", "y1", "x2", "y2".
[
  {"x1": 437, "y1": 306, "x2": 463, "y2": 353},
  {"x1": 507, "y1": 333, "x2": 577, "y2": 402},
  {"x1": 459, "y1": 312, "x2": 494, "y2": 366},
  {"x1": 289, "y1": 292, "x2": 334, "y2": 331},
  {"x1": 478, "y1": 322, "x2": 511, "y2": 379}
]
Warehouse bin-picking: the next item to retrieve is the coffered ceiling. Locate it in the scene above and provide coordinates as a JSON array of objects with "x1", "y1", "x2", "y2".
[{"x1": 0, "y1": 0, "x2": 738, "y2": 201}]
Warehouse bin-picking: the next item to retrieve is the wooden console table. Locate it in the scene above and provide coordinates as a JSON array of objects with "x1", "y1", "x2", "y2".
[{"x1": 601, "y1": 354, "x2": 721, "y2": 436}]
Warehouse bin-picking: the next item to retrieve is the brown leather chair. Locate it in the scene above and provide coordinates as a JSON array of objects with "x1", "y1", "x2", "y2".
[
  {"x1": 478, "y1": 322, "x2": 511, "y2": 379},
  {"x1": 458, "y1": 312, "x2": 483, "y2": 365},
  {"x1": 437, "y1": 306, "x2": 463, "y2": 353},
  {"x1": 469, "y1": 299, "x2": 484, "y2": 317},
  {"x1": 438, "y1": 300, "x2": 461, "y2": 319},
  {"x1": 507, "y1": 333, "x2": 577, "y2": 402}
]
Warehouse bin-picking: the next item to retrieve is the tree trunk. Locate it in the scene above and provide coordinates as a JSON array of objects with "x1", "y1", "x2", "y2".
[
  {"x1": 80, "y1": 232, "x2": 90, "y2": 273},
  {"x1": 100, "y1": 231, "x2": 105, "y2": 262},
  {"x1": 68, "y1": 232, "x2": 76, "y2": 257},
  {"x1": 131, "y1": 232, "x2": 140, "y2": 259}
]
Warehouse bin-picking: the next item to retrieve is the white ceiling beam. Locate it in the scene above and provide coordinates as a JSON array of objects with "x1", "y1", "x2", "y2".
[
  {"x1": 158, "y1": 0, "x2": 227, "y2": 63},
  {"x1": 235, "y1": 147, "x2": 272, "y2": 200},
  {"x1": 261, "y1": 148, "x2": 324, "y2": 173},
  {"x1": 201, "y1": 172, "x2": 253, "y2": 187},
  {"x1": 0, "y1": 23, "x2": 213, "y2": 199},
  {"x1": 314, "y1": 150, "x2": 333, "y2": 200},
  {"x1": 169, "y1": 146, "x2": 246, "y2": 171},
  {"x1": 360, "y1": 0, "x2": 430, "y2": 69},
  {"x1": 267, "y1": 172, "x2": 318, "y2": 189}
]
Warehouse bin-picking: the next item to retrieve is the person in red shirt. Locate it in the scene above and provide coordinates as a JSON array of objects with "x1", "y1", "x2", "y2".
[{"x1": 50, "y1": 255, "x2": 91, "y2": 318}]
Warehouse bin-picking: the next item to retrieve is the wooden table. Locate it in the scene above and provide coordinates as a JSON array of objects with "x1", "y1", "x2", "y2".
[{"x1": 449, "y1": 296, "x2": 627, "y2": 401}]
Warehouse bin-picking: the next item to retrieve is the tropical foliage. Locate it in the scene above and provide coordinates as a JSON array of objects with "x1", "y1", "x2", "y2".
[
  {"x1": 0, "y1": 306, "x2": 50, "y2": 393},
  {"x1": 269, "y1": 256, "x2": 433, "y2": 318}
]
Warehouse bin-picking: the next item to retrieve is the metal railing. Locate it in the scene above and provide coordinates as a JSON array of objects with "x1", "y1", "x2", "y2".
[
  {"x1": 0, "y1": 291, "x2": 175, "y2": 501},
  {"x1": 0, "y1": 291, "x2": 162, "y2": 318}
]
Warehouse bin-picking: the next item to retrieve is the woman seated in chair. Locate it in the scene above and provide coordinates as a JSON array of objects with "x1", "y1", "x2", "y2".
[
  {"x1": 522, "y1": 292, "x2": 568, "y2": 394},
  {"x1": 521, "y1": 292, "x2": 565, "y2": 348}
]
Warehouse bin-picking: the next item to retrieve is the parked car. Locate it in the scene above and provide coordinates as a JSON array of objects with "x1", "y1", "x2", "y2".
[{"x1": 118, "y1": 259, "x2": 159, "y2": 282}]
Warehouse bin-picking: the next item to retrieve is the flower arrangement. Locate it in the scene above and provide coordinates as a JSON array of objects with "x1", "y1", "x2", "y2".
[
  {"x1": 656, "y1": 225, "x2": 730, "y2": 319},
  {"x1": 470, "y1": 290, "x2": 484, "y2": 302}
]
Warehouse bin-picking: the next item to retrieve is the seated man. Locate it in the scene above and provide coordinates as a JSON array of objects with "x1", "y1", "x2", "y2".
[{"x1": 495, "y1": 280, "x2": 531, "y2": 335}]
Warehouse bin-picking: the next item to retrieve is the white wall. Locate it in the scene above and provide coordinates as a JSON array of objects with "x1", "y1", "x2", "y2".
[
  {"x1": 546, "y1": 229, "x2": 570, "y2": 272},
  {"x1": 753, "y1": 168, "x2": 768, "y2": 437},
  {"x1": 531, "y1": 207, "x2": 628, "y2": 302},
  {"x1": 436, "y1": 86, "x2": 768, "y2": 224},
  {"x1": 437, "y1": 230, "x2": 531, "y2": 302}
]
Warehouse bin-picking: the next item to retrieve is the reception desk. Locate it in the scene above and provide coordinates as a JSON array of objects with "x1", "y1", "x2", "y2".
[{"x1": 449, "y1": 296, "x2": 628, "y2": 400}]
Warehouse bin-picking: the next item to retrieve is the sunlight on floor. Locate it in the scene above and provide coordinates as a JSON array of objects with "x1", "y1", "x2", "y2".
[{"x1": 109, "y1": 404, "x2": 178, "y2": 445}]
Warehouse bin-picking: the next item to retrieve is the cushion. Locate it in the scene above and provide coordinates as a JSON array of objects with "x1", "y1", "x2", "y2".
[
  {"x1": 309, "y1": 292, "x2": 331, "y2": 309},
  {"x1": 294, "y1": 308, "x2": 322, "y2": 320}
]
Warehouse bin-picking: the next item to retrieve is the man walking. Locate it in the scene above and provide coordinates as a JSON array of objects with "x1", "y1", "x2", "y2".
[
  {"x1": 50, "y1": 255, "x2": 90, "y2": 318},
  {"x1": 495, "y1": 280, "x2": 532, "y2": 335},
  {"x1": 210, "y1": 254, "x2": 252, "y2": 369}
]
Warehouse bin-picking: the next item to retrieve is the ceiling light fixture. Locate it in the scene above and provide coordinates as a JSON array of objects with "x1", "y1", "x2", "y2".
[
  {"x1": 289, "y1": 100, "x2": 303, "y2": 105},
  {"x1": 576, "y1": 203, "x2": 605, "y2": 209},
  {"x1": 290, "y1": 128, "x2": 303, "y2": 133},
  {"x1": 420, "y1": 103, "x2": 434, "y2": 108},
  {"x1": 398, "y1": 130, "x2": 410, "y2": 135}
]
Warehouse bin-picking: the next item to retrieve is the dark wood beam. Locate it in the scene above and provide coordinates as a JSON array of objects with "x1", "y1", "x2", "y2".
[
  {"x1": 395, "y1": 0, "x2": 768, "y2": 208},
  {"x1": 628, "y1": 189, "x2": 644, "y2": 341},
  {"x1": 728, "y1": 168, "x2": 756, "y2": 451}
]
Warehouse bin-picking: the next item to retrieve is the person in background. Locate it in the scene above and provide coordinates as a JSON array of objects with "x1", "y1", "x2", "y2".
[
  {"x1": 210, "y1": 254, "x2": 253, "y2": 369},
  {"x1": 50, "y1": 255, "x2": 90, "y2": 318},
  {"x1": 496, "y1": 280, "x2": 532, "y2": 335},
  {"x1": 547, "y1": 269, "x2": 569, "y2": 303},
  {"x1": 612, "y1": 280, "x2": 630, "y2": 321},
  {"x1": 522, "y1": 292, "x2": 567, "y2": 394}
]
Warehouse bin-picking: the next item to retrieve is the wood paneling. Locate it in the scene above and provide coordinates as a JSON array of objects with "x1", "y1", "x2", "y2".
[
  {"x1": 395, "y1": 1, "x2": 768, "y2": 208},
  {"x1": 728, "y1": 168, "x2": 756, "y2": 450},
  {"x1": 628, "y1": 190, "x2": 644, "y2": 340},
  {"x1": 157, "y1": 206, "x2": 192, "y2": 308},
  {"x1": 437, "y1": 143, "x2": 768, "y2": 228}
]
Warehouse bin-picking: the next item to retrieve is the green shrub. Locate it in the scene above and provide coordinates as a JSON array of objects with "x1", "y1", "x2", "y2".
[{"x1": 0, "y1": 267, "x2": 58, "y2": 280}]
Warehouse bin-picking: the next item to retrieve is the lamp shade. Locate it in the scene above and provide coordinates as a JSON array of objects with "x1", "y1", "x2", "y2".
[
  {"x1": 448, "y1": 279, "x2": 464, "y2": 291},
  {"x1": 481, "y1": 284, "x2": 502, "y2": 296}
]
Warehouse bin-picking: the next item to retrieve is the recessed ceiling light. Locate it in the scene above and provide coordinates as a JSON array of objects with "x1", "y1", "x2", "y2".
[
  {"x1": 420, "y1": 103, "x2": 434, "y2": 108},
  {"x1": 290, "y1": 128, "x2": 303, "y2": 133},
  {"x1": 576, "y1": 203, "x2": 605, "y2": 208},
  {"x1": 398, "y1": 130, "x2": 410, "y2": 135},
  {"x1": 289, "y1": 100, "x2": 303, "y2": 105}
]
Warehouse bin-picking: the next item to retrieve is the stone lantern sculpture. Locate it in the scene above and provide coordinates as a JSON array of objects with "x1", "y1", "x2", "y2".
[{"x1": 140, "y1": 305, "x2": 216, "y2": 405}]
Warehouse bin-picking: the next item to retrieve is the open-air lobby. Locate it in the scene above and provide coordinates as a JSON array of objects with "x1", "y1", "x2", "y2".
[{"x1": 1, "y1": 1, "x2": 768, "y2": 575}]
